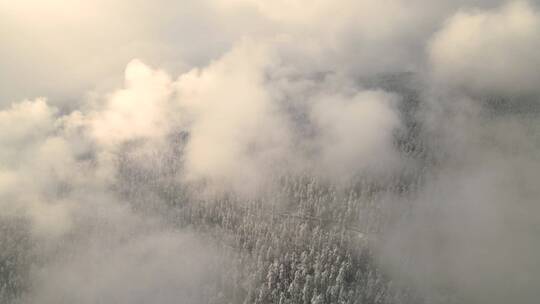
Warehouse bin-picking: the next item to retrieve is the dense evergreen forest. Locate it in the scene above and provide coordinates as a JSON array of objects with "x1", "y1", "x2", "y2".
[
  {"x1": 2, "y1": 1, "x2": 539, "y2": 303},
  {"x1": 1, "y1": 93, "x2": 428, "y2": 304}
]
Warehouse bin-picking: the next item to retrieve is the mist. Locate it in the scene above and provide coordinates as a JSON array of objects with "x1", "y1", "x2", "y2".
[{"x1": 1, "y1": 1, "x2": 539, "y2": 303}]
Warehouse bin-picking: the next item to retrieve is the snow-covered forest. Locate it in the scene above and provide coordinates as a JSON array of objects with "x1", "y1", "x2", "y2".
[{"x1": 1, "y1": 1, "x2": 540, "y2": 303}]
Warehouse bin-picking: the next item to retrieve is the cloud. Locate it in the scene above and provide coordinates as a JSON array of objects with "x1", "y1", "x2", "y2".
[
  {"x1": 2, "y1": 1, "x2": 540, "y2": 303},
  {"x1": 175, "y1": 41, "x2": 292, "y2": 194},
  {"x1": 0, "y1": 0, "x2": 241, "y2": 106},
  {"x1": 311, "y1": 90, "x2": 402, "y2": 180},
  {"x1": 171, "y1": 40, "x2": 405, "y2": 193},
  {"x1": 89, "y1": 59, "x2": 176, "y2": 147},
  {"x1": 429, "y1": 1, "x2": 540, "y2": 96},
  {"x1": 380, "y1": 91, "x2": 540, "y2": 303},
  {"x1": 0, "y1": 0, "x2": 509, "y2": 107},
  {"x1": 0, "y1": 99, "x2": 75, "y2": 237},
  {"x1": 0, "y1": 95, "x2": 225, "y2": 303},
  {"x1": 24, "y1": 227, "x2": 222, "y2": 304},
  {"x1": 0, "y1": 98, "x2": 56, "y2": 154}
]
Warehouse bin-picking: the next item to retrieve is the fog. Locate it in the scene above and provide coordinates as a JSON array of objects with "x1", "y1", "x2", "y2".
[{"x1": 1, "y1": 1, "x2": 539, "y2": 303}]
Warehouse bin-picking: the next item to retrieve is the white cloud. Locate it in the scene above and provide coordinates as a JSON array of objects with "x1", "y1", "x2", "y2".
[
  {"x1": 0, "y1": 99, "x2": 76, "y2": 237},
  {"x1": 0, "y1": 0, "x2": 508, "y2": 106},
  {"x1": 311, "y1": 90, "x2": 402, "y2": 180},
  {"x1": 2, "y1": 1, "x2": 540, "y2": 302},
  {"x1": 429, "y1": 1, "x2": 540, "y2": 95},
  {"x1": 24, "y1": 229, "x2": 222, "y2": 304},
  {"x1": 0, "y1": 98, "x2": 56, "y2": 152},
  {"x1": 89, "y1": 59, "x2": 176, "y2": 146},
  {"x1": 176, "y1": 41, "x2": 293, "y2": 194}
]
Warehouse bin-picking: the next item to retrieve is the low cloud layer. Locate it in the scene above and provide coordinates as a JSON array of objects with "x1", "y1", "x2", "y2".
[
  {"x1": 1, "y1": 1, "x2": 539, "y2": 303},
  {"x1": 429, "y1": 0, "x2": 540, "y2": 95}
]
